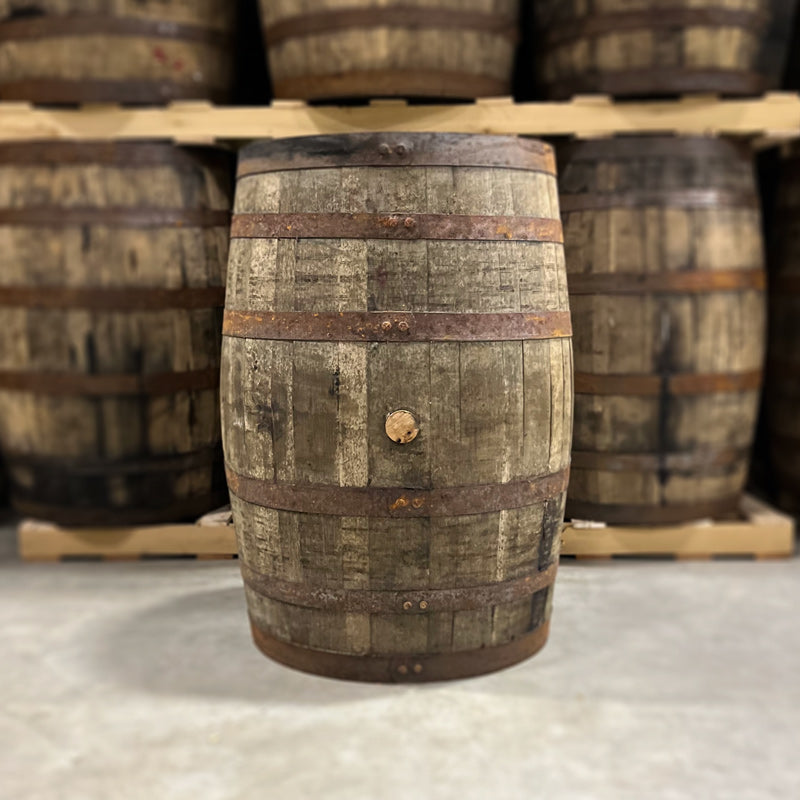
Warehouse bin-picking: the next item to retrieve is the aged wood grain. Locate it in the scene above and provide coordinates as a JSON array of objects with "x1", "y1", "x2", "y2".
[
  {"x1": 535, "y1": 0, "x2": 771, "y2": 98},
  {"x1": 0, "y1": 0, "x2": 235, "y2": 104},
  {"x1": 259, "y1": 0, "x2": 519, "y2": 100},
  {"x1": 559, "y1": 136, "x2": 766, "y2": 525},
  {"x1": 222, "y1": 133, "x2": 572, "y2": 682},
  {"x1": 0, "y1": 141, "x2": 233, "y2": 525}
]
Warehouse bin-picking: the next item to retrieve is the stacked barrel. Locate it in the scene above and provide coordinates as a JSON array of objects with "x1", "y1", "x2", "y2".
[
  {"x1": 533, "y1": 0, "x2": 771, "y2": 99},
  {"x1": 259, "y1": 0, "x2": 520, "y2": 100},
  {"x1": 0, "y1": 1, "x2": 237, "y2": 524},
  {"x1": 560, "y1": 138, "x2": 766, "y2": 524},
  {"x1": 0, "y1": 143, "x2": 232, "y2": 524},
  {"x1": 0, "y1": 0, "x2": 235, "y2": 104},
  {"x1": 527, "y1": 1, "x2": 785, "y2": 523},
  {"x1": 223, "y1": 133, "x2": 571, "y2": 681}
]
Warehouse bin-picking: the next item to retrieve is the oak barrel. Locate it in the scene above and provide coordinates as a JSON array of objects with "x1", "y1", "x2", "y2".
[
  {"x1": 767, "y1": 145, "x2": 800, "y2": 511},
  {"x1": 0, "y1": 142, "x2": 233, "y2": 525},
  {"x1": 560, "y1": 136, "x2": 766, "y2": 524},
  {"x1": 259, "y1": 0, "x2": 520, "y2": 100},
  {"x1": 222, "y1": 133, "x2": 572, "y2": 682},
  {"x1": 535, "y1": 0, "x2": 770, "y2": 98},
  {"x1": 0, "y1": 0, "x2": 235, "y2": 104}
]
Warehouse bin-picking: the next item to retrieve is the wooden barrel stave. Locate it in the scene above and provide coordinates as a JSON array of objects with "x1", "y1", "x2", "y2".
[
  {"x1": 0, "y1": 142, "x2": 232, "y2": 525},
  {"x1": 223, "y1": 133, "x2": 571, "y2": 682},
  {"x1": 535, "y1": 0, "x2": 771, "y2": 98},
  {"x1": 560, "y1": 136, "x2": 766, "y2": 524},
  {"x1": 259, "y1": 0, "x2": 519, "y2": 100},
  {"x1": 0, "y1": 0, "x2": 234, "y2": 104}
]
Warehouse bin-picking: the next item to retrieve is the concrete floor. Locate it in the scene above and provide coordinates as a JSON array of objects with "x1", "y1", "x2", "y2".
[{"x1": 1, "y1": 520, "x2": 798, "y2": 800}]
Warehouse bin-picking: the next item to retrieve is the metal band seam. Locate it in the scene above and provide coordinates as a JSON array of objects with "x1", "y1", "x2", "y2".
[
  {"x1": 0, "y1": 14, "x2": 229, "y2": 45},
  {"x1": 264, "y1": 8, "x2": 518, "y2": 44},
  {"x1": 249, "y1": 620, "x2": 551, "y2": 682},
  {"x1": 0, "y1": 207, "x2": 231, "y2": 229},
  {"x1": 230, "y1": 213, "x2": 563, "y2": 243},
  {"x1": 222, "y1": 310, "x2": 572, "y2": 342},
  {"x1": 567, "y1": 268, "x2": 765, "y2": 295},
  {"x1": 0, "y1": 287, "x2": 225, "y2": 310},
  {"x1": 0, "y1": 367, "x2": 219, "y2": 396},
  {"x1": 574, "y1": 370, "x2": 763, "y2": 396},
  {"x1": 241, "y1": 562, "x2": 557, "y2": 614},
  {"x1": 226, "y1": 466, "x2": 570, "y2": 518},
  {"x1": 545, "y1": 8, "x2": 768, "y2": 47}
]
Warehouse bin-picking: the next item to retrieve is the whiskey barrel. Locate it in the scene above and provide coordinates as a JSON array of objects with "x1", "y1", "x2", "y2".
[
  {"x1": 535, "y1": 0, "x2": 770, "y2": 99},
  {"x1": 560, "y1": 136, "x2": 766, "y2": 524},
  {"x1": 767, "y1": 145, "x2": 800, "y2": 512},
  {"x1": 222, "y1": 133, "x2": 572, "y2": 682},
  {"x1": 0, "y1": 142, "x2": 232, "y2": 525},
  {"x1": 0, "y1": 0, "x2": 234, "y2": 104},
  {"x1": 259, "y1": 0, "x2": 519, "y2": 100}
]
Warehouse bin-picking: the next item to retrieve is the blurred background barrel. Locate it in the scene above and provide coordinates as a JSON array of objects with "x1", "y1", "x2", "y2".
[
  {"x1": 560, "y1": 136, "x2": 766, "y2": 524},
  {"x1": 761, "y1": 0, "x2": 799, "y2": 89},
  {"x1": 0, "y1": 0, "x2": 235, "y2": 104},
  {"x1": 0, "y1": 142, "x2": 232, "y2": 525},
  {"x1": 535, "y1": 0, "x2": 770, "y2": 99},
  {"x1": 766, "y1": 144, "x2": 800, "y2": 513},
  {"x1": 222, "y1": 133, "x2": 572, "y2": 682},
  {"x1": 259, "y1": 0, "x2": 520, "y2": 100}
]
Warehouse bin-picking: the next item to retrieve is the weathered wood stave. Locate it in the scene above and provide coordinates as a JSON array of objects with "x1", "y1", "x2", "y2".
[
  {"x1": 259, "y1": 0, "x2": 519, "y2": 101},
  {"x1": 535, "y1": 0, "x2": 771, "y2": 99},
  {"x1": 0, "y1": 141, "x2": 233, "y2": 525},
  {"x1": 222, "y1": 132, "x2": 572, "y2": 682},
  {"x1": 559, "y1": 136, "x2": 766, "y2": 525},
  {"x1": 0, "y1": 0, "x2": 235, "y2": 104}
]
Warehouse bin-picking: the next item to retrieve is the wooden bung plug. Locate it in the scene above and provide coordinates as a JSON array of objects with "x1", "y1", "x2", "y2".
[{"x1": 385, "y1": 410, "x2": 419, "y2": 444}]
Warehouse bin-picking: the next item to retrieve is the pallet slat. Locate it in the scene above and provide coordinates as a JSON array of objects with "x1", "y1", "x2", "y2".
[
  {"x1": 0, "y1": 94, "x2": 800, "y2": 144},
  {"x1": 18, "y1": 517, "x2": 237, "y2": 561},
  {"x1": 562, "y1": 495, "x2": 795, "y2": 559},
  {"x1": 17, "y1": 496, "x2": 794, "y2": 561}
]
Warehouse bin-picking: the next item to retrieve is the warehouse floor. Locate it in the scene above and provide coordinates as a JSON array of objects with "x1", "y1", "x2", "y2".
[{"x1": 1, "y1": 518, "x2": 799, "y2": 800}]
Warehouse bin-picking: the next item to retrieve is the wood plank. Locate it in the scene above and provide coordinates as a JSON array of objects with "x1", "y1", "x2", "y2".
[
  {"x1": 18, "y1": 517, "x2": 237, "y2": 561},
  {"x1": 562, "y1": 495, "x2": 796, "y2": 558},
  {"x1": 1, "y1": 94, "x2": 800, "y2": 144}
]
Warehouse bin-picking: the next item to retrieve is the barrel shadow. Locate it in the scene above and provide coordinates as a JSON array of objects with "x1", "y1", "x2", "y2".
[{"x1": 90, "y1": 586, "x2": 402, "y2": 705}]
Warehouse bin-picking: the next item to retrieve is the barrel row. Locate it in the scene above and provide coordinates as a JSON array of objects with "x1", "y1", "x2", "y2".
[
  {"x1": 558, "y1": 136, "x2": 766, "y2": 525},
  {"x1": 0, "y1": 141, "x2": 232, "y2": 525},
  {"x1": 0, "y1": 130, "x2": 782, "y2": 684},
  {"x1": 0, "y1": 0, "x2": 792, "y2": 104}
]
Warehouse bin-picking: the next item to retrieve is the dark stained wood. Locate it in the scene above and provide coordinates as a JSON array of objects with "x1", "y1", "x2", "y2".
[
  {"x1": 222, "y1": 132, "x2": 572, "y2": 682},
  {"x1": 535, "y1": 0, "x2": 771, "y2": 98},
  {"x1": 559, "y1": 136, "x2": 766, "y2": 525},
  {"x1": 760, "y1": 0, "x2": 798, "y2": 89},
  {"x1": 0, "y1": 141, "x2": 233, "y2": 525},
  {"x1": 767, "y1": 145, "x2": 800, "y2": 511},
  {"x1": 0, "y1": 0, "x2": 235, "y2": 104},
  {"x1": 259, "y1": 0, "x2": 520, "y2": 101}
]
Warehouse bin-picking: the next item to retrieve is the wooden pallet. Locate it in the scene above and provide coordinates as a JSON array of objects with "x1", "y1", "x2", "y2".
[
  {"x1": 0, "y1": 94, "x2": 799, "y2": 145},
  {"x1": 17, "y1": 508, "x2": 237, "y2": 562},
  {"x1": 561, "y1": 494, "x2": 796, "y2": 560},
  {"x1": 17, "y1": 495, "x2": 794, "y2": 562}
]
